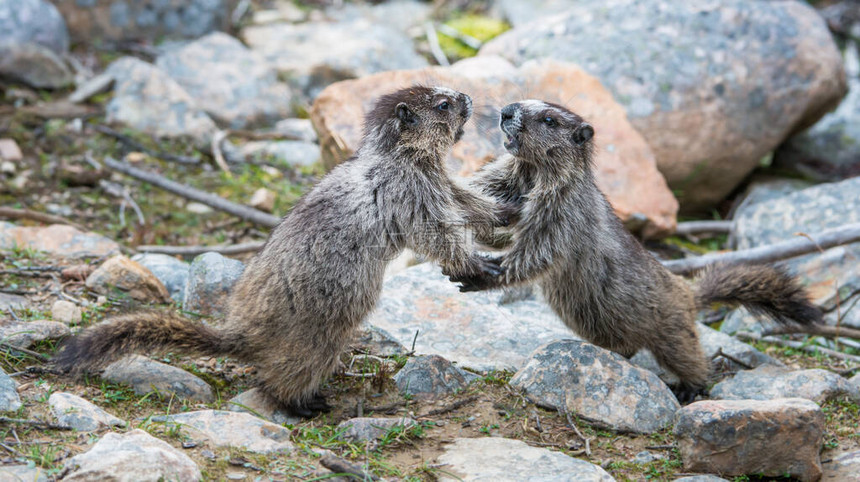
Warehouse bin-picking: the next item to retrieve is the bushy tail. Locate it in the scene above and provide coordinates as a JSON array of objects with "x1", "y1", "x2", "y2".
[
  {"x1": 52, "y1": 310, "x2": 241, "y2": 374},
  {"x1": 695, "y1": 264, "x2": 822, "y2": 325}
]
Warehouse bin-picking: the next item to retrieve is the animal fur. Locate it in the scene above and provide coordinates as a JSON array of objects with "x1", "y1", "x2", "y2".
[
  {"x1": 53, "y1": 86, "x2": 507, "y2": 416},
  {"x1": 455, "y1": 100, "x2": 822, "y2": 402}
]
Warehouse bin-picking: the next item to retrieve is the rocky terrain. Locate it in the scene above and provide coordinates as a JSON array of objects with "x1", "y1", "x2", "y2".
[{"x1": 0, "y1": 0, "x2": 859, "y2": 481}]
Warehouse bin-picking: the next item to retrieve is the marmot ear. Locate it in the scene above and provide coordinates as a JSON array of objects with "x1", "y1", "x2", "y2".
[
  {"x1": 572, "y1": 123, "x2": 594, "y2": 145},
  {"x1": 395, "y1": 103, "x2": 417, "y2": 126}
]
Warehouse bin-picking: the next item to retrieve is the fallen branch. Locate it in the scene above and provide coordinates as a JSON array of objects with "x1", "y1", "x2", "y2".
[
  {"x1": 319, "y1": 453, "x2": 378, "y2": 481},
  {"x1": 0, "y1": 207, "x2": 85, "y2": 231},
  {"x1": 762, "y1": 324, "x2": 860, "y2": 341},
  {"x1": 101, "y1": 157, "x2": 281, "y2": 228},
  {"x1": 560, "y1": 407, "x2": 592, "y2": 457},
  {"x1": 420, "y1": 395, "x2": 480, "y2": 417},
  {"x1": 674, "y1": 220, "x2": 733, "y2": 237},
  {"x1": 663, "y1": 223, "x2": 860, "y2": 275},
  {"x1": 0, "y1": 343, "x2": 49, "y2": 362},
  {"x1": 211, "y1": 129, "x2": 232, "y2": 177},
  {"x1": 136, "y1": 241, "x2": 265, "y2": 257},
  {"x1": 736, "y1": 332, "x2": 860, "y2": 364},
  {"x1": 425, "y1": 22, "x2": 450, "y2": 66},
  {"x1": 93, "y1": 124, "x2": 200, "y2": 164},
  {"x1": 436, "y1": 24, "x2": 483, "y2": 50},
  {"x1": 0, "y1": 417, "x2": 71, "y2": 430}
]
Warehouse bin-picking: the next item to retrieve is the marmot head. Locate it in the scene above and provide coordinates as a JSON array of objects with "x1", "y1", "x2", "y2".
[
  {"x1": 364, "y1": 86, "x2": 473, "y2": 155},
  {"x1": 499, "y1": 100, "x2": 594, "y2": 169}
]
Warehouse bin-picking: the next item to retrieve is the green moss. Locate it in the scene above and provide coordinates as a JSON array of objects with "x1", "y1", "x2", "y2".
[{"x1": 437, "y1": 15, "x2": 510, "y2": 60}]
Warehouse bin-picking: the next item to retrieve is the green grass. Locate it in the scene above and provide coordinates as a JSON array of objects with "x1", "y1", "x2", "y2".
[{"x1": 437, "y1": 14, "x2": 510, "y2": 59}]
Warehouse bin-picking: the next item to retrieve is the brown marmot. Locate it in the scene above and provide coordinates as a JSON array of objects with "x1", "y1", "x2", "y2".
[
  {"x1": 452, "y1": 100, "x2": 822, "y2": 402},
  {"x1": 53, "y1": 86, "x2": 508, "y2": 416}
]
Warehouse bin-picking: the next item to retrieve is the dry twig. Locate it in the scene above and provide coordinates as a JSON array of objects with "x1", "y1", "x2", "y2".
[
  {"x1": 0, "y1": 207, "x2": 85, "y2": 231},
  {"x1": 425, "y1": 22, "x2": 450, "y2": 66},
  {"x1": 736, "y1": 332, "x2": 860, "y2": 364},
  {"x1": 420, "y1": 395, "x2": 480, "y2": 417},
  {"x1": 0, "y1": 417, "x2": 71, "y2": 430},
  {"x1": 319, "y1": 453, "x2": 378, "y2": 481},
  {"x1": 93, "y1": 124, "x2": 199, "y2": 164}
]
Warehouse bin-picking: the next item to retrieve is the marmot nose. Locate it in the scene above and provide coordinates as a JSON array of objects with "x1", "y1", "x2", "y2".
[{"x1": 500, "y1": 103, "x2": 520, "y2": 124}]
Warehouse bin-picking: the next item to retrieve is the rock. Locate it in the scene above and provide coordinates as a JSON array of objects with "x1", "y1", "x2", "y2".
[
  {"x1": 367, "y1": 263, "x2": 571, "y2": 372},
  {"x1": 393, "y1": 355, "x2": 477, "y2": 399},
  {"x1": 726, "y1": 176, "x2": 812, "y2": 221},
  {"x1": 182, "y1": 252, "x2": 244, "y2": 316},
  {"x1": 0, "y1": 222, "x2": 120, "y2": 258},
  {"x1": 273, "y1": 118, "x2": 318, "y2": 143},
  {"x1": 674, "y1": 398, "x2": 825, "y2": 482},
  {"x1": 103, "y1": 354, "x2": 214, "y2": 402},
  {"x1": 311, "y1": 57, "x2": 678, "y2": 237},
  {"x1": 0, "y1": 0, "x2": 69, "y2": 53},
  {"x1": 0, "y1": 139, "x2": 23, "y2": 162},
  {"x1": 852, "y1": 373, "x2": 860, "y2": 389},
  {"x1": 155, "y1": 32, "x2": 293, "y2": 129},
  {"x1": 131, "y1": 253, "x2": 190, "y2": 303},
  {"x1": 0, "y1": 368, "x2": 22, "y2": 412},
  {"x1": 0, "y1": 465, "x2": 48, "y2": 482},
  {"x1": 0, "y1": 41, "x2": 73, "y2": 89},
  {"x1": 631, "y1": 323, "x2": 781, "y2": 385},
  {"x1": 48, "y1": 392, "x2": 125, "y2": 432},
  {"x1": 226, "y1": 388, "x2": 301, "y2": 425},
  {"x1": 150, "y1": 410, "x2": 293, "y2": 454},
  {"x1": 493, "y1": 0, "x2": 572, "y2": 27},
  {"x1": 326, "y1": 0, "x2": 432, "y2": 33},
  {"x1": 248, "y1": 188, "x2": 276, "y2": 213},
  {"x1": 185, "y1": 202, "x2": 213, "y2": 214},
  {"x1": 0, "y1": 320, "x2": 70, "y2": 349},
  {"x1": 631, "y1": 450, "x2": 664, "y2": 464},
  {"x1": 85, "y1": 255, "x2": 171, "y2": 303},
  {"x1": 481, "y1": 0, "x2": 846, "y2": 211},
  {"x1": 63, "y1": 429, "x2": 201, "y2": 482},
  {"x1": 673, "y1": 477, "x2": 730, "y2": 482},
  {"x1": 436, "y1": 437, "x2": 616, "y2": 481},
  {"x1": 822, "y1": 449, "x2": 860, "y2": 482},
  {"x1": 774, "y1": 42, "x2": 860, "y2": 182},
  {"x1": 710, "y1": 365, "x2": 860, "y2": 404},
  {"x1": 51, "y1": 299, "x2": 82, "y2": 325},
  {"x1": 511, "y1": 340, "x2": 680, "y2": 434},
  {"x1": 335, "y1": 417, "x2": 416, "y2": 443},
  {"x1": 0, "y1": 292, "x2": 28, "y2": 312},
  {"x1": 242, "y1": 18, "x2": 428, "y2": 98},
  {"x1": 353, "y1": 324, "x2": 407, "y2": 357},
  {"x1": 240, "y1": 140, "x2": 321, "y2": 168},
  {"x1": 51, "y1": 0, "x2": 237, "y2": 44},
  {"x1": 104, "y1": 57, "x2": 217, "y2": 142}
]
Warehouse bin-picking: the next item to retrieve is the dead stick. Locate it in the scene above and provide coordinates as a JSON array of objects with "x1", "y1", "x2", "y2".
[
  {"x1": 762, "y1": 324, "x2": 860, "y2": 341},
  {"x1": 420, "y1": 395, "x2": 480, "y2": 417},
  {"x1": 93, "y1": 124, "x2": 199, "y2": 164},
  {"x1": 0, "y1": 343, "x2": 49, "y2": 362},
  {"x1": 561, "y1": 407, "x2": 592, "y2": 456},
  {"x1": 0, "y1": 417, "x2": 71, "y2": 430},
  {"x1": 736, "y1": 332, "x2": 860, "y2": 363},
  {"x1": 102, "y1": 156, "x2": 281, "y2": 228},
  {"x1": 674, "y1": 220, "x2": 733, "y2": 237},
  {"x1": 0, "y1": 207, "x2": 85, "y2": 231},
  {"x1": 663, "y1": 223, "x2": 860, "y2": 275},
  {"x1": 136, "y1": 241, "x2": 265, "y2": 257},
  {"x1": 319, "y1": 453, "x2": 378, "y2": 481}
]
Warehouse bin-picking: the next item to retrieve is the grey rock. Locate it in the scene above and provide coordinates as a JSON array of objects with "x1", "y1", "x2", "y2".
[
  {"x1": 103, "y1": 354, "x2": 214, "y2": 402},
  {"x1": 0, "y1": 368, "x2": 22, "y2": 412},
  {"x1": 393, "y1": 355, "x2": 477, "y2": 399},
  {"x1": 367, "y1": 263, "x2": 572, "y2": 372},
  {"x1": 822, "y1": 449, "x2": 860, "y2": 482},
  {"x1": 481, "y1": 0, "x2": 846, "y2": 211},
  {"x1": 131, "y1": 253, "x2": 190, "y2": 303},
  {"x1": 335, "y1": 417, "x2": 416, "y2": 443},
  {"x1": 105, "y1": 56, "x2": 217, "y2": 142},
  {"x1": 511, "y1": 340, "x2": 679, "y2": 434},
  {"x1": 0, "y1": 222, "x2": 120, "y2": 258},
  {"x1": 0, "y1": 0, "x2": 69, "y2": 53},
  {"x1": 150, "y1": 410, "x2": 293, "y2": 454},
  {"x1": 63, "y1": 429, "x2": 201, "y2": 482},
  {"x1": 494, "y1": 0, "x2": 573, "y2": 27},
  {"x1": 631, "y1": 450, "x2": 664, "y2": 464},
  {"x1": 242, "y1": 18, "x2": 428, "y2": 98},
  {"x1": 182, "y1": 252, "x2": 244, "y2": 316},
  {"x1": 326, "y1": 0, "x2": 432, "y2": 33},
  {"x1": 273, "y1": 118, "x2": 318, "y2": 143},
  {"x1": 436, "y1": 437, "x2": 616, "y2": 481},
  {"x1": 0, "y1": 292, "x2": 28, "y2": 312},
  {"x1": 726, "y1": 176, "x2": 812, "y2": 223},
  {"x1": 0, "y1": 465, "x2": 48, "y2": 482},
  {"x1": 673, "y1": 477, "x2": 730, "y2": 482},
  {"x1": 156, "y1": 32, "x2": 293, "y2": 129},
  {"x1": 0, "y1": 320, "x2": 70, "y2": 349},
  {"x1": 51, "y1": 299, "x2": 82, "y2": 325},
  {"x1": 674, "y1": 398, "x2": 824, "y2": 482},
  {"x1": 241, "y1": 140, "x2": 321, "y2": 168},
  {"x1": 226, "y1": 388, "x2": 301, "y2": 425},
  {"x1": 48, "y1": 392, "x2": 125, "y2": 432},
  {"x1": 711, "y1": 365, "x2": 860, "y2": 404},
  {"x1": 852, "y1": 373, "x2": 860, "y2": 389},
  {"x1": 354, "y1": 324, "x2": 407, "y2": 357},
  {"x1": 0, "y1": 41, "x2": 73, "y2": 89}
]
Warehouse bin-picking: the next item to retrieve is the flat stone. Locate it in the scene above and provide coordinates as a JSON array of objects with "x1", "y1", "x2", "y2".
[
  {"x1": 511, "y1": 340, "x2": 680, "y2": 434},
  {"x1": 0, "y1": 368, "x2": 22, "y2": 412},
  {"x1": 150, "y1": 410, "x2": 293, "y2": 454},
  {"x1": 272, "y1": 118, "x2": 318, "y2": 143},
  {"x1": 130, "y1": 253, "x2": 190, "y2": 303},
  {"x1": 182, "y1": 252, "x2": 245, "y2": 317},
  {"x1": 674, "y1": 477, "x2": 730, "y2": 482},
  {"x1": 0, "y1": 320, "x2": 69, "y2": 349},
  {"x1": 0, "y1": 292, "x2": 28, "y2": 311},
  {"x1": 353, "y1": 324, "x2": 407, "y2": 357},
  {"x1": 48, "y1": 392, "x2": 125, "y2": 432},
  {"x1": 0, "y1": 222, "x2": 120, "y2": 258},
  {"x1": 226, "y1": 388, "x2": 301, "y2": 425},
  {"x1": 393, "y1": 355, "x2": 477, "y2": 399},
  {"x1": 51, "y1": 299, "x2": 82, "y2": 325},
  {"x1": 248, "y1": 188, "x2": 275, "y2": 213},
  {"x1": 62, "y1": 429, "x2": 201, "y2": 481},
  {"x1": 335, "y1": 417, "x2": 416, "y2": 443},
  {"x1": 436, "y1": 437, "x2": 616, "y2": 481},
  {"x1": 367, "y1": 263, "x2": 571, "y2": 372},
  {"x1": 674, "y1": 398, "x2": 824, "y2": 482},
  {"x1": 103, "y1": 354, "x2": 214, "y2": 402},
  {"x1": 0, "y1": 41, "x2": 73, "y2": 89},
  {"x1": 156, "y1": 32, "x2": 293, "y2": 129},
  {"x1": 240, "y1": 140, "x2": 321, "y2": 168},
  {"x1": 0, "y1": 0, "x2": 69, "y2": 53},
  {"x1": 822, "y1": 449, "x2": 860, "y2": 482},
  {"x1": 710, "y1": 365, "x2": 860, "y2": 404},
  {"x1": 0, "y1": 138, "x2": 23, "y2": 162},
  {"x1": 481, "y1": 0, "x2": 846, "y2": 211},
  {"x1": 86, "y1": 255, "x2": 171, "y2": 303},
  {"x1": 312, "y1": 56, "x2": 678, "y2": 237},
  {"x1": 0, "y1": 465, "x2": 48, "y2": 482}
]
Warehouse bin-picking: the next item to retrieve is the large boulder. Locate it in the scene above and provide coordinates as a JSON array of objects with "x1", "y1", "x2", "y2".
[
  {"x1": 1, "y1": 0, "x2": 68, "y2": 53},
  {"x1": 311, "y1": 56, "x2": 678, "y2": 237},
  {"x1": 480, "y1": 0, "x2": 846, "y2": 211}
]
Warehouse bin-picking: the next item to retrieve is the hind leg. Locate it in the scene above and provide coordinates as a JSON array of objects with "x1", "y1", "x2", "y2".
[
  {"x1": 257, "y1": 352, "x2": 341, "y2": 418},
  {"x1": 648, "y1": 323, "x2": 710, "y2": 404}
]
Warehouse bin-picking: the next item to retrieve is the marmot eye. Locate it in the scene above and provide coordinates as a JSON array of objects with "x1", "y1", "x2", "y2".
[
  {"x1": 543, "y1": 116, "x2": 556, "y2": 127},
  {"x1": 437, "y1": 101, "x2": 450, "y2": 111}
]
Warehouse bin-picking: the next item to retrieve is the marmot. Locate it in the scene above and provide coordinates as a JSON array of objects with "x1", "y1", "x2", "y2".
[
  {"x1": 452, "y1": 100, "x2": 822, "y2": 402},
  {"x1": 54, "y1": 86, "x2": 508, "y2": 416}
]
